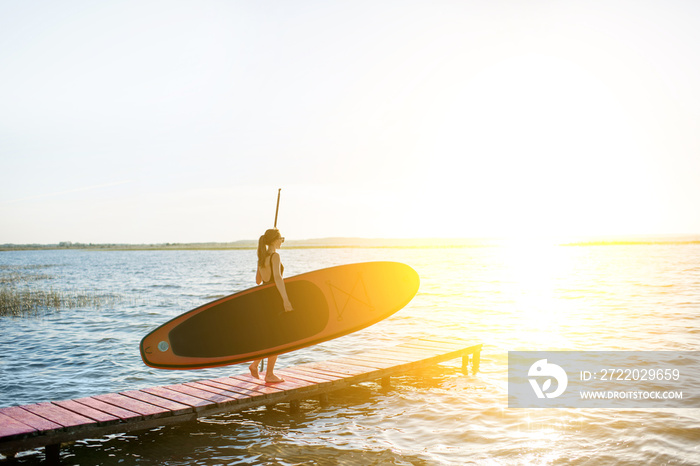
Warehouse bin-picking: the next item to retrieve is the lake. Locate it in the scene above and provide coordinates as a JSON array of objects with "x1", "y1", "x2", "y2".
[{"x1": 1, "y1": 244, "x2": 699, "y2": 464}]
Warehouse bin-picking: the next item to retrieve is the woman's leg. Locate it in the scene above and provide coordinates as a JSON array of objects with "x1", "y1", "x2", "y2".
[
  {"x1": 249, "y1": 359, "x2": 261, "y2": 378},
  {"x1": 265, "y1": 355, "x2": 284, "y2": 383}
]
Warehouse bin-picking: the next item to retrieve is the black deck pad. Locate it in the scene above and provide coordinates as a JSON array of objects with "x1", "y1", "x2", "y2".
[{"x1": 168, "y1": 280, "x2": 328, "y2": 358}]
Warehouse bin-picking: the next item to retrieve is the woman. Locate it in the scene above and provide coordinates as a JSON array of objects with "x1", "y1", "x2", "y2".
[{"x1": 249, "y1": 228, "x2": 293, "y2": 383}]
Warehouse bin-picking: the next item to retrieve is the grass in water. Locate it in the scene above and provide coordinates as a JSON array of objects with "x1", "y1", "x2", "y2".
[
  {"x1": 0, "y1": 265, "x2": 122, "y2": 316},
  {"x1": 0, "y1": 287, "x2": 61, "y2": 316}
]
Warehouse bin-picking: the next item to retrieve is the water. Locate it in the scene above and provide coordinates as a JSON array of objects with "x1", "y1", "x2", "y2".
[{"x1": 1, "y1": 245, "x2": 699, "y2": 465}]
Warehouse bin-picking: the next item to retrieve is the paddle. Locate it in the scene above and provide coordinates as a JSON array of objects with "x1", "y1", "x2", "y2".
[{"x1": 261, "y1": 188, "x2": 281, "y2": 374}]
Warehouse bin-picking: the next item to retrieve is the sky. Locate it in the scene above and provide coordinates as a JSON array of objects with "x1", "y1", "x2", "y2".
[{"x1": 1, "y1": 0, "x2": 699, "y2": 244}]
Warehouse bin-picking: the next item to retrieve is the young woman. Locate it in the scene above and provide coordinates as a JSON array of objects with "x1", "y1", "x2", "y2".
[{"x1": 249, "y1": 228, "x2": 293, "y2": 383}]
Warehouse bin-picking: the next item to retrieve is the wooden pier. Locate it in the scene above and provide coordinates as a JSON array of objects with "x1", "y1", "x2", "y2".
[{"x1": 0, "y1": 338, "x2": 481, "y2": 462}]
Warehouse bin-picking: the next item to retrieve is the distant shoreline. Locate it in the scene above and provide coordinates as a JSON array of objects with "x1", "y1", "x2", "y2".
[
  {"x1": 0, "y1": 238, "x2": 500, "y2": 251},
  {"x1": 2, "y1": 236, "x2": 700, "y2": 251}
]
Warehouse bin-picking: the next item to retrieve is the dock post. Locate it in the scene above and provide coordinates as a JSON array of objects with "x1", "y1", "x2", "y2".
[
  {"x1": 290, "y1": 399, "x2": 301, "y2": 413},
  {"x1": 381, "y1": 376, "x2": 391, "y2": 389},
  {"x1": 45, "y1": 443, "x2": 60, "y2": 465},
  {"x1": 319, "y1": 394, "x2": 329, "y2": 407},
  {"x1": 472, "y1": 349, "x2": 481, "y2": 375},
  {"x1": 462, "y1": 354, "x2": 469, "y2": 373}
]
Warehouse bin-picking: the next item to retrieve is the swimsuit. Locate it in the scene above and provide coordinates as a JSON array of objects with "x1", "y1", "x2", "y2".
[{"x1": 262, "y1": 252, "x2": 284, "y2": 285}]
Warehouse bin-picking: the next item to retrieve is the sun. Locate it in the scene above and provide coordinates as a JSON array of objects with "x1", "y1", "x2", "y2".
[{"x1": 496, "y1": 239, "x2": 578, "y2": 348}]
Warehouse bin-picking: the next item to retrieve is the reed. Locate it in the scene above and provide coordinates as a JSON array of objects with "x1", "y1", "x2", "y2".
[
  {"x1": 0, "y1": 286, "x2": 124, "y2": 316},
  {"x1": 0, "y1": 287, "x2": 59, "y2": 316},
  {"x1": 0, "y1": 265, "x2": 123, "y2": 316}
]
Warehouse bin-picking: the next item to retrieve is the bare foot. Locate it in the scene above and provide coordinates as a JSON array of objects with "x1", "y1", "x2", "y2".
[
  {"x1": 265, "y1": 373, "x2": 285, "y2": 384},
  {"x1": 249, "y1": 362, "x2": 260, "y2": 379}
]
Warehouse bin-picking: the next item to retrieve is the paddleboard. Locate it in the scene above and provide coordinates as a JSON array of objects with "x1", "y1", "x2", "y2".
[{"x1": 140, "y1": 261, "x2": 420, "y2": 370}]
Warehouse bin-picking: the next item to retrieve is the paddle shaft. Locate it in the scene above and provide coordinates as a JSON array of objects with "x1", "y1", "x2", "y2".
[{"x1": 273, "y1": 188, "x2": 281, "y2": 228}]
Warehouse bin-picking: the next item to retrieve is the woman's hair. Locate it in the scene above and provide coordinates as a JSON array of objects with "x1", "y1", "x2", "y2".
[{"x1": 257, "y1": 229, "x2": 281, "y2": 268}]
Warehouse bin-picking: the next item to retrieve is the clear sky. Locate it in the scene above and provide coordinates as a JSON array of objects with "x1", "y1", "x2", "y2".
[{"x1": 1, "y1": 0, "x2": 699, "y2": 244}]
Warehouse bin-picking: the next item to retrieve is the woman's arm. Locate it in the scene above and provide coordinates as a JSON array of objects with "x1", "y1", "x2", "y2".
[
  {"x1": 270, "y1": 253, "x2": 293, "y2": 311},
  {"x1": 256, "y1": 267, "x2": 262, "y2": 285}
]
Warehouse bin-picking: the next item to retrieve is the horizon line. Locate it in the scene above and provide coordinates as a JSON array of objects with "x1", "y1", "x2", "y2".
[{"x1": 2, "y1": 234, "x2": 700, "y2": 251}]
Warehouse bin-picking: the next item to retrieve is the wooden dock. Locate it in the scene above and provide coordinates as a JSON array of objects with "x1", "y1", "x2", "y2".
[{"x1": 0, "y1": 338, "x2": 481, "y2": 462}]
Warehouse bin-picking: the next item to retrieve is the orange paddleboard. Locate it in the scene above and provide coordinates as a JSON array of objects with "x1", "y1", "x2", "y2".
[{"x1": 140, "y1": 261, "x2": 420, "y2": 370}]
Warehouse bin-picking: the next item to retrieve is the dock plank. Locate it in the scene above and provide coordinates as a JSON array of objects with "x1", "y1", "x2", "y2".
[
  {"x1": 0, "y1": 413, "x2": 36, "y2": 440},
  {"x1": 320, "y1": 360, "x2": 393, "y2": 374},
  {"x1": 21, "y1": 402, "x2": 95, "y2": 430},
  {"x1": 356, "y1": 349, "x2": 450, "y2": 364},
  {"x1": 120, "y1": 390, "x2": 194, "y2": 416},
  {"x1": 93, "y1": 393, "x2": 169, "y2": 419},
  {"x1": 418, "y1": 337, "x2": 473, "y2": 348},
  {"x1": 352, "y1": 350, "x2": 423, "y2": 362},
  {"x1": 256, "y1": 374, "x2": 317, "y2": 392},
  {"x1": 280, "y1": 367, "x2": 346, "y2": 382},
  {"x1": 194, "y1": 378, "x2": 265, "y2": 398},
  {"x1": 273, "y1": 373, "x2": 326, "y2": 388},
  {"x1": 184, "y1": 382, "x2": 249, "y2": 401},
  {"x1": 0, "y1": 406, "x2": 62, "y2": 433},
  {"x1": 194, "y1": 379, "x2": 259, "y2": 397},
  {"x1": 263, "y1": 373, "x2": 312, "y2": 385},
  {"x1": 141, "y1": 386, "x2": 215, "y2": 411},
  {"x1": 301, "y1": 361, "x2": 370, "y2": 377},
  {"x1": 213, "y1": 377, "x2": 284, "y2": 396},
  {"x1": 333, "y1": 356, "x2": 406, "y2": 370},
  {"x1": 164, "y1": 384, "x2": 241, "y2": 407},
  {"x1": 73, "y1": 397, "x2": 141, "y2": 422},
  {"x1": 368, "y1": 345, "x2": 444, "y2": 356},
  {"x1": 277, "y1": 369, "x2": 337, "y2": 384},
  {"x1": 399, "y1": 344, "x2": 476, "y2": 359},
  {"x1": 53, "y1": 400, "x2": 120, "y2": 425},
  {"x1": 291, "y1": 364, "x2": 364, "y2": 380}
]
